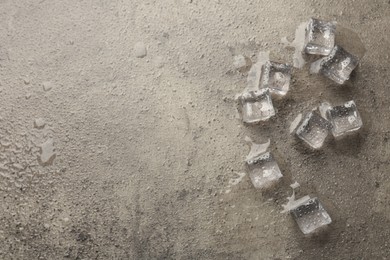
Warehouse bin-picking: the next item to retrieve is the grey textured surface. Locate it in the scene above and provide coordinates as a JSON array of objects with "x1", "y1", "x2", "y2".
[{"x1": 0, "y1": 0, "x2": 389, "y2": 259}]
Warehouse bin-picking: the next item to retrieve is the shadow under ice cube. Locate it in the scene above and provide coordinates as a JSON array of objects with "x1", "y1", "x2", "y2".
[
  {"x1": 319, "y1": 45, "x2": 359, "y2": 84},
  {"x1": 295, "y1": 111, "x2": 332, "y2": 149},
  {"x1": 326, "y1": 100, "x2": 363, "y2": 138},
  {"x1": 304, "y1": 18, "x2": 336, "y2": 56},
  {"x1": 246, "y1": 152, "x2": 282, "y2": 189},
  {"x1": 238, "y1": 89, "x2": 275, "y2": 124},
  {"x1": 291, "y1": 197, "x2": 332, "y2": 235},
  {"x1": 260, "y1": 61, "x2": 292, "y2": 96}
]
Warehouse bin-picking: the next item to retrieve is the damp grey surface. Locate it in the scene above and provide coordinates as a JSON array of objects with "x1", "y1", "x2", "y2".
[{"x1": 0, "y1": 0, "x2": 389, "y2": 259}]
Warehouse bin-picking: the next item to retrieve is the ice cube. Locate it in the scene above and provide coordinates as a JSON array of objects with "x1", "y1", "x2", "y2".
[
  {"x1": 238, "y1": 89, "x2": 275, "y2": 123},
  {"x1": 304, "y1": 18, "x2": 336, "y2": 56},
  {"x1": 326, "y1": 100, "x2": 363, "y2": 138},
  {"x1": 260, "y1": 61, "x2": 292, "y2": 96},
  {"x1": 290, "y1": 197, "x2": 332, "y2": 235},
  {"x1": 246, "y1": 152, "x2": 283, "y2": 189},
  {"x1": 295, "y1": 111, "x2": 332, "y2": 149},
  {"x1": 318, "y1": 45, "x2": 359, "y2": 84}
]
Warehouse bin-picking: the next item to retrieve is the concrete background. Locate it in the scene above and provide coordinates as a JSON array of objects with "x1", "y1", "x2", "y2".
[{"x1": 0, "y1": 0, "x2": 389, "y2": 259}]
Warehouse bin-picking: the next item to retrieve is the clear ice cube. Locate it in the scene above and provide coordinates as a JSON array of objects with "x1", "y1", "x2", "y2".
[
  {"x1": 304, "y1": 18, "x2": 336, "y2": 56},
  {"x1": 295, "y1": 111, "x2": 332, "y2": 149},
  {"x1": 326, "y1": 100, "x2": 363, "y2": 138},
  {"x1": 238, "y1": 89, "x2": 275, "y2": 123},
  {"x1": 319, "y1": 45, "x2": 359, "y2": 84},
  {"x1": 291, "y1": 197, "x2": 332, "y2": 235},
  {"x1": 246, "y1": 152, "x2": 283, "y2": 189},
  {"x1": 260, "y1": 61, "x2": 292, "y2": 96}
]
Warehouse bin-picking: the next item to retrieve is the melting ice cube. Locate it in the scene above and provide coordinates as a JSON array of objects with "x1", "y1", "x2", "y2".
[
  {"x1": 246, "y1": 152, "x2": 283, "y2": 189},
  {"x1": 260, "y1": 61, "x2": 292, "y2": 96},
  {"x1": 326, "y1": 100, "x2": 363, "y2": 138},
  {"x1": 294, "y1": 111, "x2": 332, "y2": 149},
  {"x1": 304, "y1": 18, "x2": 336, "y2": 56},
  {"x1": 237, "y1": 89, "x2": 275, "y2": 123},
  {"x1": 317, "y1": 45, "x2": 359, "y2": 84},
  {"x1": 290, "y1": 197, "x2": 332, "y2": 235}
]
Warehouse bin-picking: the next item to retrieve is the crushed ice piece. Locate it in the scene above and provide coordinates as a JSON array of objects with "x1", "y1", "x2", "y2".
[
  {"x1": 309, "y1": 58, "x2": 322, "y2": 74},
  {"x1": 34, "y1": 118, "x2": 46, "y2": 129},
  {"x1": 281, "y1": 192, "x2": 311, "y2": 213},
  {"x1": 42, "y1": 81, "x2": 53, "y2": 91},
  {"x1": 134, "y1": 42, "x2": 147, "y2": 58},
  {"x1": 246, "y1": 152, "x2": 283, "y2": 189},
  {"x1": 260, "y1": 61, "x2": 292, "y2": 96},
  {"x1": 245, "y1": 136, "x2": 270, "y2": 161},
  {"x1": 295, "y1": 111, "x2": 332, "y2": 149},
  {"x1": 319, "y1": 102, "x2": 332, "y2": 119},
  {"x1": 237, "y1": 89, "x2": 275, "y2": 123},
  {"x1": 39, "y1": 138, "x2": 56, "y2": 166},
  {"x1": 317, "y1": 45, "x2": 359, "y2": 84},
  {"x1": 290, "y1": 113, "x2": 303, "y2": 134},
  {"x1": 304, "y1": 18, "x2": 336, "y2": 56},
  {"x1": 291, "y1": 197, "x2": 332, "y2": 235},
  {"x1": 290, "y1": 181, "x2": 300, "y2": 189},
  {"x1": 326, "y1": 100, "x2": 363, "y2": 138},
  {"x1": 233, "y1": 54, "x2": 252, "y2": 73},
  {"x1": 281, "y1": 22, "x2": 307, "y2": 68},
  {"x1": 246, "y1": 51, "x2": 270, "y2": 91}
]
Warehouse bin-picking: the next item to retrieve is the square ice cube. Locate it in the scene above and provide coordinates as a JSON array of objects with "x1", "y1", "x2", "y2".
[
  {"x1": 304, "y1": 18, "x2": 336, "y2": 56},
  {"x1": 291, "y1": 197, "x2": 332, "y2": 235},
  {"x1": 295, "y1": 111, "x2": 332, "y2": 149},
  {"x1": 326, "y1": 100, "x2": 363, "y2": 138},
  {"x1": 238, "y1": 89, "x2": 275, "y2": 123},
  {"x1": 319, "y1": 45, "x2": 359, "y2": 84},
  {"x1": 260, "y1": 61, "x2": 292, "y2": 96},
  {"x1": 246, "y1": 152, "x2": 282, "y2": 189}
]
